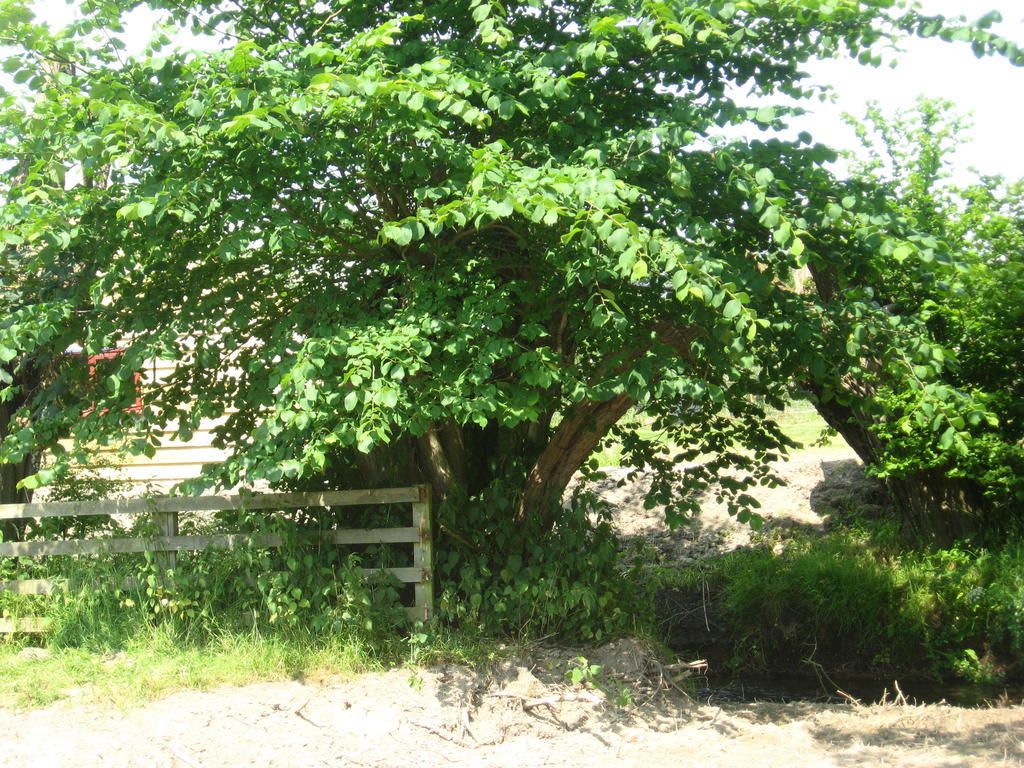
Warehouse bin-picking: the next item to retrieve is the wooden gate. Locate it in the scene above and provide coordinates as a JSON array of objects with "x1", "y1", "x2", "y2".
[{"x1": 0, "y1": 486, "x2": 433, "y2": 632}]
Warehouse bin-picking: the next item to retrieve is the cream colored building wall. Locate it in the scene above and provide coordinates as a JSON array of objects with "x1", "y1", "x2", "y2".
[{"x1": 64, "y1": 357, "x2": 234, "y2": 491}]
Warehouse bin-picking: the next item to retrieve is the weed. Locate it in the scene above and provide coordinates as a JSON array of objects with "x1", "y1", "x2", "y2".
[{"x1": 566, "y1": 655, "x2": 634, "y2": 706}]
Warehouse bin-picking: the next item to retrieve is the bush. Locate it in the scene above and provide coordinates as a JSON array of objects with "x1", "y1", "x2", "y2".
[
  {"x1": 716, "y1": 532, "x2": 919, "y2": 670},
  {"x1": 435, "y1": 479, "x2": 651, "y2": 642},
  {"x1": 690, "y1": 527, "x2": 1024, "y2": 681}
]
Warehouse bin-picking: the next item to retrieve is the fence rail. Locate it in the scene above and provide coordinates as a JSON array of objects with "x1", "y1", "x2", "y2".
[
  {"x1": 0, "y1": 487, "x2": 422, "y2": 520},
  {"x1": 0, "y1": 485, "x2": 433, "y2": 632}
]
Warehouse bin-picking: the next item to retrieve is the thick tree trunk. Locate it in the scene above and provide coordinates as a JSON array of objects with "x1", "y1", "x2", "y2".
[
  {"x1": 812, "y1": 391, "x2": 986, "y2": 545},
  {"x1": 513, "y1": 321, "x2": 699, "y2": 528},
  {"x1": 885, "y1": 469, "x2": 985, "y2": 544},
  {"x1": 810, "y1": 389, "x2": 885, "y2": 467},
  {"x1": 804, "y1": 262, "x2": 988, "y2": 545},
  {"x1": 514, "y1": 392, "x2": 634, "y2": 528}
]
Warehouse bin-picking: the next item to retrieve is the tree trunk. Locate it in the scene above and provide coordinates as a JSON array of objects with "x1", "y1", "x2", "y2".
[
  {"x1": 885, "y1": 469, "x2": 985, "y2": 544},
  {"x1": 416, "y1": 426, "x2": 459, "y2": 504},
  {"x1": 514, "y1": 392, "x2": 634, "y2": 528},
  {"x1": 511, "y1": 321, "x2": 699, "y2": 529},
  {"x1": 812, "y1": 391, "x2": 986, "y2": 545},
  {"x1": 803, "y1": 260, "x2": 989, "y2": 545}
]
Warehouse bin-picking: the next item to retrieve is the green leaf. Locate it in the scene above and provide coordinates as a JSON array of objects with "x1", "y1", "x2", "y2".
[
  {"x1": 759, "y1": 206, "x2": 780, "y2": 228},
  {"x1": 723, "y1": 298, "x2": 742, "y2": 319},
  {"x1": 606, "y1": 227, "x2": 630, "y2": 252},
  {"x1": 892, "y1": 244, "x2": 912, "y2": 262},
  {"x1": 309, "y1": 73, "x2": 336, "y2": 90},
  {"x1": 382, "y1": 224, "x2": 413, "y2": 246},
  {"x1": 773, "y1": 221, "x2": 792, "y2": 247}
]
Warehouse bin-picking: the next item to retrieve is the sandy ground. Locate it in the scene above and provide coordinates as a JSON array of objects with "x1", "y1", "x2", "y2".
[
  {"x1": 3, "y1": 662, "x2": 1022, "y2": 768},
  {"x1": 4, "y1": 450, "x2": 1022, "y2": 768},
  {"x1": 592, "y1": 448, "x2": 888, "y2": 565}
]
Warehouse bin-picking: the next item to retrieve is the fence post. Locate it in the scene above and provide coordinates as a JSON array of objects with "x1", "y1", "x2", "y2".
[
  {"x1": 412, "y1": 485, "x2": 433, "y2": 622},
  {"x1": 152, "y1": 505, "x2": 178, "y2": 575}
]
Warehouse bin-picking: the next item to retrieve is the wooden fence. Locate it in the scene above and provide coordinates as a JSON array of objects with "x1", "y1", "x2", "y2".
[{"x1": 0, "y1": 486, "x2": 433, "y2": 633}]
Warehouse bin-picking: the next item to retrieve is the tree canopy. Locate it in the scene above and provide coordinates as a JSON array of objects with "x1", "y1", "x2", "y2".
[{"x1": 0, "y1": 0, "x2": 1020, "y2": 531}]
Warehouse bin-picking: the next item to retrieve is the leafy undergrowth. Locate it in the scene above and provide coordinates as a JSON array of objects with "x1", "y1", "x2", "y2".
[{"x1": 663, "y1": 522, "x2": 1024, "y2": 682}]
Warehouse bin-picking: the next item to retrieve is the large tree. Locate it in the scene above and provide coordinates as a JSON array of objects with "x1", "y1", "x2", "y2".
[{"x1": 0, "y1": 0, "x2": 1018, "y2": 533}]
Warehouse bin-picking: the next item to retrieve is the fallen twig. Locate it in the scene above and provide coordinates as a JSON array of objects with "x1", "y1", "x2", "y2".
[
  {"x1": 410, "y1": 720, "x2": 474, "y2": 748},
  {"x1": 288, "y1": 698, "x2": 325, "y2": 728},
  {"x1": 894, "y1": 679, "x2": 909, "y2": 706},
  {"x1": 487, "y1": 690, "x2": 603, "y2": 710},
  {"x1": 459, "y1": 706, "x2": 476, "y2": 742},
  {"x1": 168, "y1": 744, "x2": 204, "y2": 768},
  {"x1": 651, "y1": 660, "x2": 696, "y2": 698},
  {"x1": 698, "y1": 707, "x2": 723, "y2": 730},
  {"x1": 661, "y1": 660, "x2": 708, "y2": 675},
  {"x1": 836, "y1": 688, "x2": 864, "y2": 708}
]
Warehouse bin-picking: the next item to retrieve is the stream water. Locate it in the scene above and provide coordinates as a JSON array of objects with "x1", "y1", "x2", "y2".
[{"x1": 698, "y1": 674, "x2": 1024, "y2": 707}]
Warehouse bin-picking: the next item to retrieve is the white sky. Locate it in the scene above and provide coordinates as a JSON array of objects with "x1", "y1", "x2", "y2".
[
  {"x1": 23, "y1": 0, "x2": 1024, "y2": 181},
  {"x1": 803, "y1": 0, "x2": 1024, "y2": 180}
]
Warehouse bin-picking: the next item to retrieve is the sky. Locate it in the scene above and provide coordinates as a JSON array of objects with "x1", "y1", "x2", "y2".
[
  {"x1": 803, "y1": 0, "x2": 1024, "y2": 181},
  {"x1": 22, "y1": 0, "x2": 1024, "y2": 181}
]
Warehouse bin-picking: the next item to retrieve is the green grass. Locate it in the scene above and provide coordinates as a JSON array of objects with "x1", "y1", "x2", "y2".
[
  {"x1": 770, "y1": 403, "x2": 847, "y2": 451},
  {"x1": 592, "y1": 403, "x2": 846, "y2": 467},
  {"x1": 666, "y1": 526, "x2": 1024, "y2": 682},
  {"x1": 0, "y1": 628, "x2": 363, "y2": 708},
  {"x1": 0, "y1": 620, "x2": 514, "y2": 710}
]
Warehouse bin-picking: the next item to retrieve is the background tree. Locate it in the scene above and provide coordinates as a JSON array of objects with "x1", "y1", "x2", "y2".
[
  {"x1": 810, "y1": 98, "x2": 1024, "y2": 543},
  {"x1": 0, "y1": 0, "x2": 1019, "y2": 545}
]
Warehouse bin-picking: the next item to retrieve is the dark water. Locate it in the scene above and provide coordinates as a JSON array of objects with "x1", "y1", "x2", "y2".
[{"x1": 697, "y1": 674, "x2": 1024, "y2": 708}]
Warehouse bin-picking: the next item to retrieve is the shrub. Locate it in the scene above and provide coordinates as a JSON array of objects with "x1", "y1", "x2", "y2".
[
  {"x1": 435, "y1": 479, "x2": 651, "y2": 642},
  {"x1": 691, "y1": 527, "x2": 1024, "y2": 681}
]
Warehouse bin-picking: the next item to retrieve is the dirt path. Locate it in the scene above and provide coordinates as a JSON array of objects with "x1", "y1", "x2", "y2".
[
  {"x1": 3, "y1": 664, "x2": 1022, "y2": 768},
  {"x1": 585, "y1": 448, "x2": 883, "y2": 566}
]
